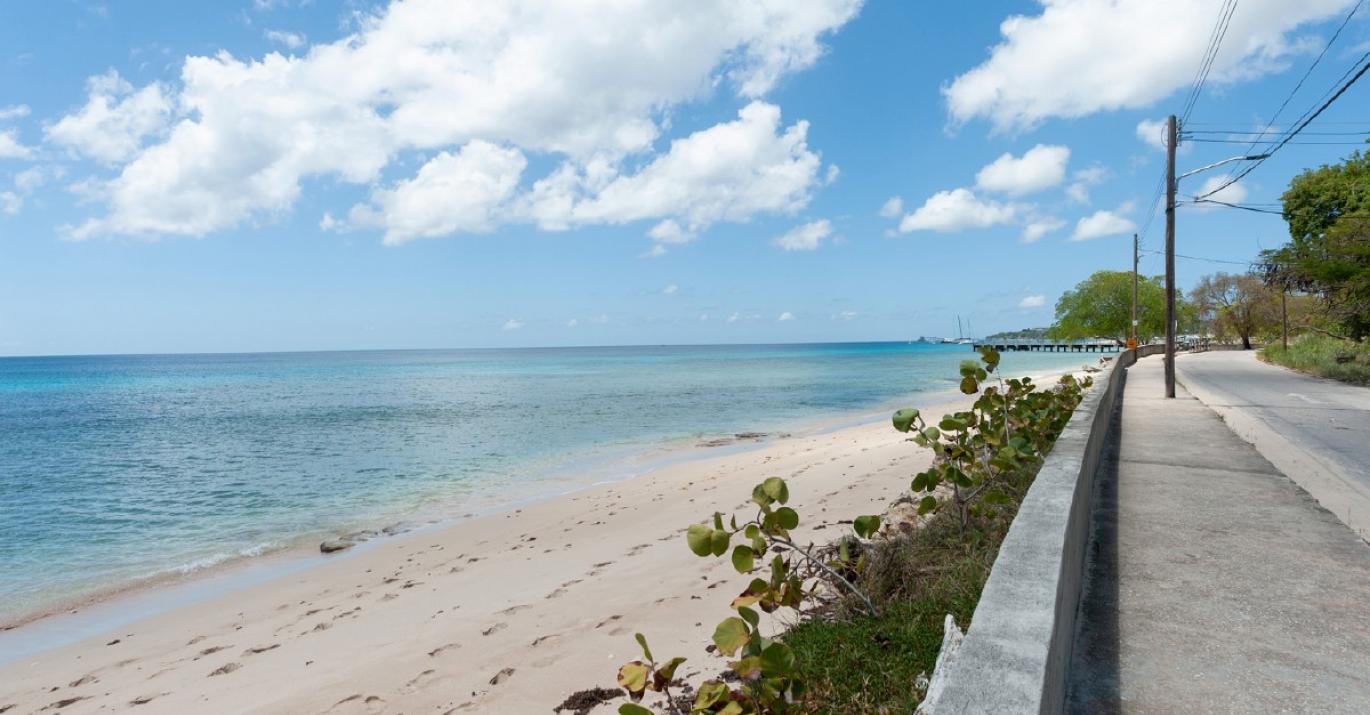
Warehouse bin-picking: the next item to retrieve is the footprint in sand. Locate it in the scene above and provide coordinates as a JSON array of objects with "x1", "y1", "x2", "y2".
[
  {"x1": 481, "y1": 622, "x2": 508, "y2": 636},
  {"x1": 530, "y1": 633, "x2": 559, "y2": 647},
  {"x1": 594, "y1": 615, "x2": 621, "y2": 629},
  {"x1": 193, "y1": 645, "x2": 232, "y2": 660},
  {"x1": 41, "y1": 696, "x2": 87, "y2": 710},
  {"x1": 328, "y1": 694, "x2": 386, "y2": 714},
  {"x1": 67, "y1": 675, "x2": 97, "y2": 687},
  {"x1": 128, "y1": 693, "x2": 165, "y2": 706},
  {"x1": 427, "y1": 643, "x2": 460, "y2": 657},
  {"x1": 401, "y1": 669, "x2": 442, "y2": 694},
  {"x1": 488, "y1": 667, "x2": 515, "y2": 685},
  {"x1": 545, "y1": 588, "x2": 566, "y2": 599},
  {"x1": 208, "y1": 662, "x2": 240, "y2": 677},
  {"x1": 497, "y1": 604, "x2": 530, "y2": 615},
  {"x1": 243, "y1": 644, "x2": 279, "y2": 656}
]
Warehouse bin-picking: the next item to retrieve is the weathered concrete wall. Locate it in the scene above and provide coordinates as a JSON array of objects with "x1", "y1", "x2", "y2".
[{"x1": 929, "y1": 345, "x2": 1162, "y2": 714}]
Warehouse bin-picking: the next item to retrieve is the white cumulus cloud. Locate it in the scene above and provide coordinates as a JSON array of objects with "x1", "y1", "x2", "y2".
[
  {"x1": 347, "y1": 140, "x2": 526, "y2": 245},
  {"x1": 0, "y1": 105, "x2": 30, "y2": 120},
  {"x1": 778, "y1": 311, "x2": 795, "y2": 321},
  {"x1": 1021, "y1": 216, "x2": 1065, "y2": 243},
  {"x1": 265, "y1": 30, "x2": 306, "y2": 49},
  {"x1": 878, "y1": 196, "x2": 903, "y2": 218},
  {"x1": 1191, "y1": 176, "x2": 1249, "y2": 208},
  {"x1": 975, "y1": 144, "x2": 1070, "y2": 195},
  {"x1": 1018, "y1": 294, "x2": 1047, "y2": 309},
  {"x1": 945, "y1": 0, "x2": 1355, "y2": 131},
  {"x1": 773, "y1": 219, "x2": 832, "y2": 251},
  {"x1": 502, "y1": 318, "x2": 524, "y2": 331},
  {"x1": 1071, "y1": 207, "x2": 1136, "y2": 241},
  {"x1": 0, "y1": 129, "x2": 34, "y2": 160},
  {"x1": 54, "y1": 0, "x2": 857, "y2": 241},
  {"x1": 46, "y1": 70, "x2": 172, "y2": 164},
  {"x1": 899, "y1": 188, "x2": 1018, "y2": 233}
]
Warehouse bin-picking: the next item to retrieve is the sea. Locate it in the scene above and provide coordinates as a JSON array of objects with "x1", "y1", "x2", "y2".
[{"x1": 0, "y1": 342, "x2": 1093, "y2": 624}]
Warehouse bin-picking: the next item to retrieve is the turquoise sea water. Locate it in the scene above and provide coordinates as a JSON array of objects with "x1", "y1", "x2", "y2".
[{"x1": 0, "y1": 342, "x2": 1093, "y2": 622}]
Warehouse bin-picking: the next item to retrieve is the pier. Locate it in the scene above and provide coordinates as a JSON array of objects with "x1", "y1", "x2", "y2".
[{"x1": 971, "y1": 338, "x2": 1122, "y2": 353}]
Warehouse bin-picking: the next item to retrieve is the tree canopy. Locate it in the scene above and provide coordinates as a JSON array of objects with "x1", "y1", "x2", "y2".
[
  {"x1": 1262, "y1": 150, "x2": 1370, "y2": 340},
  {"x1": 1191, "y1": 273, "x2": 1280, "y2": 349},
  {"x1": 1049, "y1": 270, "x2": 1185, "y2": 342}
]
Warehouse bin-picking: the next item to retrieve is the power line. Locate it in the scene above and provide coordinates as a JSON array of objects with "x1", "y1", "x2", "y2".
[
  {"x1": 1201, "y1": 0, "x2": 1365, "y2": 196},
  {"x1": 1182, "y1": 129, "x2": 1370, "y2": 136},
  {"x1": 1183, "y1": 137, "x2": 1370, "y2": 145},
  {"x1": 1181, "y1": 0, "x2": 1240, "y2": 125},
  {"x1": 1140, "y1": 248, "x2": 1253, "y2": 266},
  {"x1": 1229, "y1": 0, "x2": 1364, "y2": 151},
  {"x1": 1181, "y1": 197, "x2": 1370, "y2": 220},
  {"x1": 1196, "y1": 50, "x2": 1370, "y2": 200}
]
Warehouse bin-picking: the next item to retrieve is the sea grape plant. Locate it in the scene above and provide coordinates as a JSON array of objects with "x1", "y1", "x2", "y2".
[
  {"x1": 612, "y1": 349, "x2": 1092, "y2": 714},
  {"x1": 616, "y1": 476, "x2": 882, "y2": 714},
  {"x1": 892, "y1": 348, "x2": 1091, "y2": 531}
]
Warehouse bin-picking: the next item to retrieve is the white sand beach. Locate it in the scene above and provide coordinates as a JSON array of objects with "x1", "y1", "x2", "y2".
[{"x1": 0, "y1": 368, "x2": 1085, "y2": 714}]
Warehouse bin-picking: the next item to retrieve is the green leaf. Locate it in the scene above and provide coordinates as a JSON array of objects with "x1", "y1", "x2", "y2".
[
  {"x1": 761, "y1": 477, "x2": 789, "y2": 504},
  {"x1": 774, "y1": 507, "x2": 799, "y2": 530},
  {"x1": 917, "y1": 495, "x2": 939, "y2": 515},
  {"x1": 686, "y1": 524, "x2": 713, "y2": 557},
  {"x1": 892, "y1": 408, "x2": 920, "y2": 432},
  {"x1": 617, "y1": 661, "x2": 650, "y2": 694},
  {"x1": 959, "y1": 376, "x2": 979, "y2": 394},
  {"x1": 922, "y1": 426, "x2": 940, "y2": 441},
  {"x1": 618, "y1": 704, "x2": 653, "y2": 715},
  {"x1": 730, "y1": 656, "x2": 763, "y2": 679},
  {"x1": 911, "y1": 471, "x2": 929, "y2": 492},
  {"x1": 694, "y1": 681, "x2": 729, "y2": 709},
  {"x1": 731, "y1": 545, "x2": 754, "y2": 573},
  {"x1": 712, "y1": 617, "x2": 750, "y2": 656},
  {"x1": 853, "y1": 515, "x2": 880, "y2": 539},
  {"x1": 634, "y1": 632, "x2": 653, "y2": 662},
  {"x1": 656, "y1": 656, "x2": 686, "y2": 681},
  {"x1": 736, "y1": 605, "x2": 760, "y2": 629},
  {"x1": 760, "y1": 642, "x2": 796, "y2": 675},
  {"x1": 712, "y1": 511, "x2": 725, "y2": 531},
  {"x1": 959, "y1": 359, "x2": 978, "y2": 377},
  {"x1": 710, "y1": 528, "x2": 731, "y2": 557},
  {"x1": 984, "y1": 489, "x2": 1011, "y2": 505}
]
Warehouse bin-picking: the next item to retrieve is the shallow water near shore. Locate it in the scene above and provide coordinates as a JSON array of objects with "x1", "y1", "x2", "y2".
[{"x1": 0, "y1": 341, "x2": 1094, "y2": 624}]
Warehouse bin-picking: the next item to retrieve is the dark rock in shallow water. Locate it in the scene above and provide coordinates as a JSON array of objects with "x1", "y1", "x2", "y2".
[{"x1": 319, "y1": 539, "x2": 355, "y2": 554}]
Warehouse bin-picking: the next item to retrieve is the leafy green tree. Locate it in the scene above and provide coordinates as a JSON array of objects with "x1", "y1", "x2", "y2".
[
  {"x1": 1048, "y1": 270, "x2": 1180, "y2": 343},
  {"x1": 1261, "y1": 150, "x2": 1370, "y2": 341},
  {"x1": 1191, "y1": 273, "x2": 1281, "y2": 349}
]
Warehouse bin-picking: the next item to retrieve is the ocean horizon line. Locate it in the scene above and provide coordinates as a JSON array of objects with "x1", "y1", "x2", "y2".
[{"x1": 0, "y1": 337, "x2": 972, "y2": 361}]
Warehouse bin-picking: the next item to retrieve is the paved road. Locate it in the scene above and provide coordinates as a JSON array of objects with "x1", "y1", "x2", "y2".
[
  {"x1": 1176, "y1": 349, "x2": 1370, "y2": 538},
  {"x1": 1069, "y1": 355, "x2": 1370, "y2": 713}
]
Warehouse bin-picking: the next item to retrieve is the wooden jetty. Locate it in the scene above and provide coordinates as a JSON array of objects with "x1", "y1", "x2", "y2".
[{"x1": 970, "y1": 338, "x2": 1123, "y2": 353}]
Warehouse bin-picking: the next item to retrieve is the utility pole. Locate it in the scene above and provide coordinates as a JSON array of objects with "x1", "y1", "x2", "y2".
[
  {"x1": 1282, "y1": 288, "x2": 1289, "y2": 350},
  {"x1": 1131, "y1": 233, "x2": 1139, "y2": 350},
  {"x1": 1164, "y1": 114, "x2": 1177, "y2": 398}
]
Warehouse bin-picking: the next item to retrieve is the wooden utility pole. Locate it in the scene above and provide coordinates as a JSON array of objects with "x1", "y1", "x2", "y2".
[
  {"x1": 1131, "y1": 233, "x2": 1139, "y2": 349},
  {"x1": 1164, "y1": 115, "x2": 1177, "y2": 398},
  {"x1": 1282, "y1": 289, "x2": 1289, "y2": 350}
]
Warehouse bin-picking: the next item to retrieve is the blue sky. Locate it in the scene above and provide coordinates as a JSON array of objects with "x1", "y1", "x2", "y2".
[{"x1": 1, "y1": 0, "x2": 1367, "y2": 355}]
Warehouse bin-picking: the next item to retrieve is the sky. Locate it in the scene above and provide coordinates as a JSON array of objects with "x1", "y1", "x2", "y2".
[{"x1": 0, "y1": 0, "x2": 1367, "y2": 356}]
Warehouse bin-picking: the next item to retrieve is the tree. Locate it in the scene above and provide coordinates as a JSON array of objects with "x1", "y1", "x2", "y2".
[
  {"x1": 1049, "y1": 270, "x2": 1183, "y2": 343},
  {"x1": 1261, "y1": 150, "x2": 1370, "y2": 341},
  {"x1": 1191, "y1": 273, "x2": 1280, "y2": 349}
]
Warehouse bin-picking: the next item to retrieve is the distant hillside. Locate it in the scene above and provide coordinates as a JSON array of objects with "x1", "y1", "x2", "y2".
[{"x1": 984, "y1": 327, "x2": 1050, "y2": 340}]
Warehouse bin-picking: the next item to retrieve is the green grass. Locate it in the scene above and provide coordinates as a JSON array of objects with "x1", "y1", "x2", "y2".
[
  {"x1": 783, "y1": 464, "x2": 1035, "y2": 713},
  {"x1": 1261, "y1": 334, "x2": 1370, "y2": 385}
]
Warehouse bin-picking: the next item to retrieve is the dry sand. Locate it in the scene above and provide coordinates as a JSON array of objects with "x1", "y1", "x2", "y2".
[{"x1": 0, "y1": 369, "x2": 1083, "y2": 714}]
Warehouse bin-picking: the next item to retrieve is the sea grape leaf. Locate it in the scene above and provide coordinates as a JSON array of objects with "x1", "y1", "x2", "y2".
[
  {"x1": 686, "y1": 524, "x2": 713, "y2": 557},
  {"x1": 712, "y1": 617, "x2": 750, "y2": 656}
]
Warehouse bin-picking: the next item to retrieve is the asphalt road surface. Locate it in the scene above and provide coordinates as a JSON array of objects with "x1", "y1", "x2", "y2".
[{"x1": 1176, "y1": 350, "x2": 1370, "y2": 535}]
